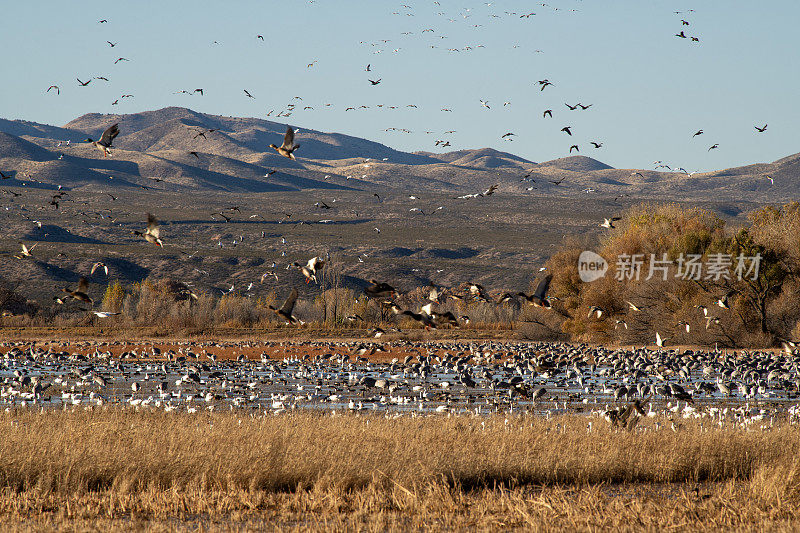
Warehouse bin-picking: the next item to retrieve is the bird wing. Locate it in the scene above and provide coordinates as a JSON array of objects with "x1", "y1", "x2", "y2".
[
  {"x1": 280, "y1": 288, "x2": 299, "y2": 315},
  {"x1": 146, "y1": 213, "x2": 160, "y2": 238},
  {"x1": 307, "y1": 256, "x2": 324, "y2": 271},
  {"x1": 77, "y1": 277, "x2": 89, "y2": 293},
  {"x1": 100, "y1": 123, "x2": 120, "y2": 145},
  {"x1": 533, "y1": 274, "x2": 552, "y2": 300},
  {"x1": 282, "y1": 126, "x2": 295, "y2": 149}
]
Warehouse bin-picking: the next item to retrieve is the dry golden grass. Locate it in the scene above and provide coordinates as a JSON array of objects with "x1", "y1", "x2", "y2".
[{"x1": 1, "y1": 409, "x2": 800, "y2": 531}]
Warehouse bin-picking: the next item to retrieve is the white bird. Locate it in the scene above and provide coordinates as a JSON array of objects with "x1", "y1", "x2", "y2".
[
  {"x1": 655, "y1": 332, "x2": 669, "y2": 347},
  {"x1": 92, "y1": 311, "x2": 120, "y2": 318},
  {"x1": 600, "y1": 217, "x2": 621, "y2": 229},
  {"x1": 15, "y1": 242, "x2": 36, "y2": 258},
  {"x1": 294, "y1": 256, "x2": 325, "y2": 284},
  {"x1": 91, "y1": 262, "x2": 108, "y2": 276}
]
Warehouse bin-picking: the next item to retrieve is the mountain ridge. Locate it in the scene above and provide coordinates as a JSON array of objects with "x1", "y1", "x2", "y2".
[{"x1": 0, "y1": 107, "x2": 796, "y2": 200}]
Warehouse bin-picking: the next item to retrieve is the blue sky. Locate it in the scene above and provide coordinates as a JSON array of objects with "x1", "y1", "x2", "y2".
[{"x1": 2, "y1": 0, "x2": 798, "y2": 172}]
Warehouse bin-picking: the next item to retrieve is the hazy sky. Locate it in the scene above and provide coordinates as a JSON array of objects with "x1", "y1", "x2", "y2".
[{"x1": 2, "y1": 0, "x2": 798, "y2": 172}]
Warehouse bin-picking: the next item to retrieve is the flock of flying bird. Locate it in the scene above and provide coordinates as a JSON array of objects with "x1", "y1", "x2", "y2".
[
  {"x1": 0, "y1": 8, "x2": 781, "y2": 337},
  {"x1": 34, "y1": 4, "x2": 773, "y2": 169}
]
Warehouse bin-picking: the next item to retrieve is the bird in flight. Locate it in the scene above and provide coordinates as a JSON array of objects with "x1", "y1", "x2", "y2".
[
  {"x1": 517, "y1": 275, "x2": 553, "y2": 308},
  {"x1": 91, "y1": 262, "x2": 109, "y2": 276},
  {"x1": 569, "y1": 145, "x2": 579, "y2": 153},
  {"x1": 132, "y1": 213, "x2": 163, "y2": 247},
  {"x1": 543, "y1": 109, "x2": 552, "y2": 118},
  {"x1": 708, "y1": 143, "x2": 719, "y2": 151},
  {"x1": 269, "y1": 126, "x2": 300, "y2": 160},
  {"x1": 77, "y1": 78, "x2": 92, "y2": 86},
  {"x1": 14, "y1": 242, "x2": 36, "y2": 259},
  {"x1": 269, "y1": 288, "x2": 301, "y2": 324},
  {"x1": 85, "y1": 123, "x2": 119, "y2": 157},
  {"x1": 244, "y1": 89, "x2": 255, "y2": 98},
  {"x1": 369, "y1": 79, "x2": 382, "y2": 85},
  {"x1": 600, "y1": 217, "x2": 621, "y2": 229},
  {"x1": 91, "y1": 311, "x2": 121, "y2": 318},
  {"x1": 692, "y1": 129, "x2": 703, "y2": 137},
  {"x1": 114, "y1": 57, "x2": 129, "y2": 64},
  {"x1": 455, "y1": 184, "x2": 498, "y2": 199},
  {"x1": 62, "y1": 277, "x2": 93, "y2": 305},
  {"x1": 755, "y1": 124, "x2": 768, "y2": 132},
  {"x1": 590, "y1": 141, "x2": 603, "y2": 148},
  {"x1": 294, "y1": 257, "x2": 325, "y2": 284},
  {"x1": 537, "y1": 79, "x2": 553, "y2": 91},
  {"x1": 46, "y1": 85, "x2": 60, "y2": 95},
  {"x1": 561, "y1": 126, "x2": 572, "y2": 135}
]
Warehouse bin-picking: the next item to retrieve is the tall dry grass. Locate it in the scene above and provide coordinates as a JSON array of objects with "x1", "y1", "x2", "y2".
[
  {"x1": 1, "y1": 409, "x2": 799, "y2": 493},
  {"x1": 1, "y1": 409, "x2": 800, "y2": 530}
]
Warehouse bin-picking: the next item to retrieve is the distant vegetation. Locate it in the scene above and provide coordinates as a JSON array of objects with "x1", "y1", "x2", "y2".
[
  {"x1": 2, "y1": 202, "x2": 800, "y2": 348},
  {"x1": 545, "y1": 201, "x2": 800, "y2": 347}
]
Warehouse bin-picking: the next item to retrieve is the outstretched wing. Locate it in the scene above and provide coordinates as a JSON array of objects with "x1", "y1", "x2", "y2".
[
  {"x1": 77, "y1": 277, "x2": 89, "y2": 293},
  {"x1": 282, "y1": 126, "x2": 295, "y2": 149},
  {"x1": 482, "y1": 184, "x2": 498, "y2": 196},
  {"x1": 307, "y1": 256, "x2": 324, "y2": 271},
  {"x1": 533, "y1": 274, "x2": 552, "y2": 300},
  {"x1": 100, "y1": 123, "x2": 119, "y2": 145},
  {"x1": 146, "y1": 213, "x2": 160, "y2": 237},
  {"x1": 280, "y1": 288, "x2": 299, "y2": 315}
]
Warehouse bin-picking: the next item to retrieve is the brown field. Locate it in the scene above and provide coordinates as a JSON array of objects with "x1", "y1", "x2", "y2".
[{"x1": 1, "y1": 409, "x2": 799, "y2": 531}]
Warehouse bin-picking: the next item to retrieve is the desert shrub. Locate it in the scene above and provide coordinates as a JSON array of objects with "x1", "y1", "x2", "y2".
[
  {"x1": 545, "y1": 202, "x2": 800, "y2": 347},
  {"x1": 214, "y1": 294, "x2": 261, "y2": 328},
  {"x1": 101, "y1": 281, "x2": 125, "y2": 313}
]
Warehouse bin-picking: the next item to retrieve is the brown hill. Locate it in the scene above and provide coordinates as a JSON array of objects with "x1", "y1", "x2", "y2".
[
  {"x1": 535, "y1": 155, "x2": 613, "y2": 172},
  {"x1": 0, "y1": 107, "x2": 799, "y2": 200}
]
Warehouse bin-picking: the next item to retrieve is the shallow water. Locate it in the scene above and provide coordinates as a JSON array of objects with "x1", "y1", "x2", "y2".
[{"x1": 1, "y1": 340, "x2": 796, "y2": 421}]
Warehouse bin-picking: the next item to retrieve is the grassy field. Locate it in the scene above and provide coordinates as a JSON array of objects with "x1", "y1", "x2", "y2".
[{"x1": 1, "y1": 409, "x2": 799, "y2": 530}]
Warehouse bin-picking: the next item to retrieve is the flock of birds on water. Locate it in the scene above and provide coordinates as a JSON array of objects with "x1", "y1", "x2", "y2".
[{"x1": 2, "y1": 339, "x2": 800, "y2": 431}]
